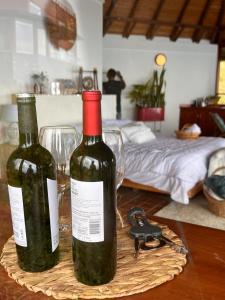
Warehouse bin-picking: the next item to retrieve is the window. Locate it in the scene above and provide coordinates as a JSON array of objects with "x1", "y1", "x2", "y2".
[
  {"x1": 217, "y1": 48, "x2": 225, "y2": 104},
  {"x1": 15, "y1": 20, "x2": 33, "y2": 54},
  {"x1": 37, "y1": 28, "x2": 46, "y2": 56},
  {"x1": 29, "y1": 1, "x2": 42, "y2": 16},
  {"x1": 218, "y1": 60, "x2": 225, "y2": 95}
]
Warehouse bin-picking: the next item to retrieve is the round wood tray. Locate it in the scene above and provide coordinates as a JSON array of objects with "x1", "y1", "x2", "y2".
[{"x1": 0, "y1": 221, "x2": 187, "y2": 299}]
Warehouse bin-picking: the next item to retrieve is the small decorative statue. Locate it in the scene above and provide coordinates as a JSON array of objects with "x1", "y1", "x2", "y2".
[{"x1": 31, "y1": 71, "x2": 48, "y2": 94}]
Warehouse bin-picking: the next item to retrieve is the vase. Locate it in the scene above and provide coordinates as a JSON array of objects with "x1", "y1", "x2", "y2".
[{"x1": 136, "y1": 106, "x2": 165, "y2": 121}]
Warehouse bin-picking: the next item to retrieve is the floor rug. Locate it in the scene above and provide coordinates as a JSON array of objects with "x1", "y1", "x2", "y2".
[{"x1": 154, "y1": 193, "x2": 225, "y2": 231}]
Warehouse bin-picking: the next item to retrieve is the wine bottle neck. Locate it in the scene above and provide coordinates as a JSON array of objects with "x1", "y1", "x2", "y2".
[
  {"x1": 17, "y1": 99, "x2": 39, "y2": 147},
  {"x1": 82, "y1": 91, "x2": 102, "y2": 136},
  {"x1": 82, "y1": 135, "x2": 103, "y2": 145}
]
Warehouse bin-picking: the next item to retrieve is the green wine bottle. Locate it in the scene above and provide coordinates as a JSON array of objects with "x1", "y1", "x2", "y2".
[
  {"x1": 70, "y1": 90, "x2": 117, "y2": 285},
  {"x1": 7, "y1": 93, "x2": 59, "y2": 272}
]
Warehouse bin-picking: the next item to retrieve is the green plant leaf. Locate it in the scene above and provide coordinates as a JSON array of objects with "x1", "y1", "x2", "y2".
[{"x1": 128, "y1": 69, "x2": 166, "y2": 107}]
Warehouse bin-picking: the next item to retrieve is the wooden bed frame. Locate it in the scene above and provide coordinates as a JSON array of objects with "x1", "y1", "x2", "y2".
[{"x1": 122, "y1": 178, "x2": 203, "y2": 199}]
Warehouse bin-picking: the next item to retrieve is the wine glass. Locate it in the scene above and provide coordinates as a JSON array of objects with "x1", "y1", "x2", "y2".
[
  {"x1": 39, "y1": 126, "x2": 79, "y2": 232},
  {"x1": 103, "y1": 129, "x2": 125, "y2": 228}
]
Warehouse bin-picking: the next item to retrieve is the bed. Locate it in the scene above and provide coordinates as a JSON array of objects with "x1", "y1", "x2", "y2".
[
  {"x1": 71, "y1": 119, "x2": 225, "y2": 204},
  {"x1": 35, "y1": 96, "x2": 225, "y2": 204},
  {"x1": 102, "y1": 120, "x2": 225, "y2": 205},
  {"x1": 123, "y1": 136, "x2": 225, "y2": 204}
]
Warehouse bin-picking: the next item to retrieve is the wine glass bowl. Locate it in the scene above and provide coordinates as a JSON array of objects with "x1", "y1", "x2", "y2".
[
  {"x1": 103, "y1": 129, "x2": 125, "y2": 228},
  {"x1": 103, "y1": 129, "x2": 125, "y2": 190},
  {"x1": 39, "y1": 125, "x2": 78, "y2": 232}
]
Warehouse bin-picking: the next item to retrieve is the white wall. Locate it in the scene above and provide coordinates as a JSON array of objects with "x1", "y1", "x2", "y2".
[
  {"x1": 35, "y1": 94, "x2": 116, "y2": 130},
  {"x1": 0, "y1": 0, "x2": 103, "y2": 105},
  {"x1": 0, "y1": 1, "x2": 219, "y2": 134},
  {"x1": 103, "y1": 35, "x2": 218, "y2": 134}
]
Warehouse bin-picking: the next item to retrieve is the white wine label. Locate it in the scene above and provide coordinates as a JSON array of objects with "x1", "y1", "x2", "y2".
[
  {"x1": 71, "y1": 178, "x2": 104, "y2": 242},
  {"x1": 47, "y1": 179, "x2": 59, "y2": 252},
  {"x1": 8, "y1": 185, "x2": 27, "y2": 247}
]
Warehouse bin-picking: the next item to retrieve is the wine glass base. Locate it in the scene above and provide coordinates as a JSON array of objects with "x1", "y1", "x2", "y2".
[
  {"x1": 59, "y1": 224, "x2": 71, "y2": 232},
  {"x1": 59, "y1": 216, "x2": 71, "y2": 232}
]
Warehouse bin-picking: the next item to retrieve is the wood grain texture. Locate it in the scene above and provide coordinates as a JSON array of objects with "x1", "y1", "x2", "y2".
[
  {"x1": 103, "y1": 0, "x2": 225, "y2": 44},
  {"x1": 179, "y1": 105, "x2": 225, "y2": 137},
  {"x1": 122, "y1": 178, "x2": 203, "y2": 199},
  {"x1": 1, "y1": 184, "x2": 225, "y2": 299}
]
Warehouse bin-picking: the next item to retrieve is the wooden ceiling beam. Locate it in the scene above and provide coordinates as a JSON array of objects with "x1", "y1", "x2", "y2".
[
  {"x1": 216, "y1": 38, "x2": 225, "y2": 48},
  {"x1": 192, "y1": 0, "x2": 213, "y2": 43},
  {"x1": 146, "y1": 0, "x2": 165, "y2": 39},
  {"x1": 104, "y1": 15, "x2": 223, "y2": 32},
  {"x1": 103, "y1": 0, "x2": 117, "y2": 36},
  {"x1": 122, "y1": 0, "x2": 140, "y2": 38},
  {"x1": 170, "y1": 0, "x2": 190, "y2": 42},
  {"x1": 210, "y1": 0, "x2": 225, "y2": 44}
]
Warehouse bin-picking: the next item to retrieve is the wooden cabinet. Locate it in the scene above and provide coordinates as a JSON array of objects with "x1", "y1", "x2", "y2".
[{"x1": 179, "y1": 105, "x2": 225, "y2": 136}]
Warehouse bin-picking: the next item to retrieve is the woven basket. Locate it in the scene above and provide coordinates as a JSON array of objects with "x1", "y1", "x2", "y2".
[
  {"x1": 203, "y1": 166, "x2": 225, "y2": 218},
  {"x1": 175, "y1": 124, "x2": 200, "y2": 140}
]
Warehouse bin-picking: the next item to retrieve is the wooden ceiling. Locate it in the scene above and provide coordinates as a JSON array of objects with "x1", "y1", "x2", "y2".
[{"x1": 103, "y1": 0, "x2": 225, "y2": 46}]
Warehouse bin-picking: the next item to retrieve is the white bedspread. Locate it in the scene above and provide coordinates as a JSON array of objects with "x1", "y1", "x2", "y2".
[
  {"x1": 124, "y1": 136, "x2": 225, "y2": 204},
  {"x1": 72, "y1": 119, "x2": 225, "y2": 204}
]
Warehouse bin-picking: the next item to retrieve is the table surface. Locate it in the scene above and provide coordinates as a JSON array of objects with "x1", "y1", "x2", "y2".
[{"x1": 1, "y1": 183, "x2": 225, "y2": 300}]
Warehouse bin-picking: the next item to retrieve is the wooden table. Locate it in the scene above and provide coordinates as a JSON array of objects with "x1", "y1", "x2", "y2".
[{"x1": 1, "y1": 184, "x2": 225, "y2": 300}]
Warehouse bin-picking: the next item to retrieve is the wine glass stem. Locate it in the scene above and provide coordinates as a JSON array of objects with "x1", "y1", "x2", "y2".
[
  {"x1": 116, "y1": 190, "x2": 125, "y2": 228},
  {"x1": 58, "y1": 189, "x2": 71, "y2": 232}
]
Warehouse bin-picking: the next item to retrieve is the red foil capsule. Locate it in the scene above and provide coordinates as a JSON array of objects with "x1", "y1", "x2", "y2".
[{"x1": 82, "y1": 90, "x2": 102, "y2": 136}]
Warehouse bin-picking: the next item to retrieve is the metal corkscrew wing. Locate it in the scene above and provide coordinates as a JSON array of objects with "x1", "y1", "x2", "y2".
[{"x1": 127, "y1": 207, "x2": 188, "y2": 258}]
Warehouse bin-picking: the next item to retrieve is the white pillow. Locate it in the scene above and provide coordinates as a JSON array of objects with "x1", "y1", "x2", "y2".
[
  {"x1": 103, "y1": 126, "x2": 129, "y2": 144},
  {"x1": 120, "y1": 122, "x2": 144, "y2": 136},
  {"x1": 121, "y1": 122, "x2": 155, "y2": 144},
  {"x1": 130, "y1": 129, "x2": 156, "y2": 144}
]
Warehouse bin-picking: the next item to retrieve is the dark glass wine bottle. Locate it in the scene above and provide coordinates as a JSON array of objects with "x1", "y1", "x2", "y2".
[
  {"x1": 7, "y1": 93, "x2": 59, "y2": 272},
  {"x1": 70, "y1": 90, "x2": 117, "y2": 285}
]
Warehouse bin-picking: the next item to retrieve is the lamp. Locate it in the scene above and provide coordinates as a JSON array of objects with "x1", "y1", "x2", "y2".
[
  {"x1": 155, "y1": 53, "x2": 167, "y2": 67},
  {"x1": 1, "y1": 104, "x2": 19, "y2": 145}
]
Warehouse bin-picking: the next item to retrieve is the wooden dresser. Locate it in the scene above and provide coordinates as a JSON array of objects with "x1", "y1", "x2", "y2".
[{"x1": 179, "y1": 105, "x2": 225, "y2": 136}]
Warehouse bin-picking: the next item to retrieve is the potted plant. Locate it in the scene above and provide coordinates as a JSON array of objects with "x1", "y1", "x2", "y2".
[{"x1": 128, "y1": 68, "x2": 166, "y2": 121}]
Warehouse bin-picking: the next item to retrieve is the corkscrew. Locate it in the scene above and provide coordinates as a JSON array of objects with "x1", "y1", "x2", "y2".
[{"x1": 127, "y1": 207, "x2": 188, "y2": 258}]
